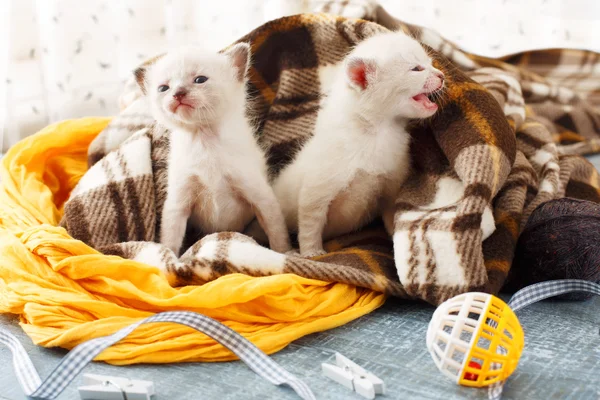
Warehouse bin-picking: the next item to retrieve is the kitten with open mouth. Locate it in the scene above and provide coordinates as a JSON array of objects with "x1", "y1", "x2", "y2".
[{"x1": 268, "y1": 31, "x2": 445, "y2": 257}]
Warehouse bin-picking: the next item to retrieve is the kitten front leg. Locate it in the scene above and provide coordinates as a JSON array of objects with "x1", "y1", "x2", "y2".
[
  {"x1": 160, "y1": 194, "x2": 191, "y2": 256},
  {"x1": 297, "y1": 183, "x2": 338, "y2": 257},
  {"x1": 231, "y1": 173, "x2": 291, "y2": 253}
]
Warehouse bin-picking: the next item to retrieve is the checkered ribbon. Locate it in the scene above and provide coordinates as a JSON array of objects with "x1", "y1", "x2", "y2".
[
  {"x1": 0, "y1": 311, "x2": 316, "y2": 400},
  {"x1": 1, "y1": 280, "x2": 597, "y2": 400},
  {"x1": 488, "y1": 279, "x2": 600, "y2": 400}
]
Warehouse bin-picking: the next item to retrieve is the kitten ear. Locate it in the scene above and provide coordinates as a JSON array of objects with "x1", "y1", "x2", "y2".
[
  {"x1": 225, "y1": 42, "x2": 251, "y2": 82},
  {"x1": 345, "y1": 57, "x2": 377, "y2": 91},
  {"x1": 133, "y1": 54, "x2": 164, "y2": 95},
  {"x1": 134, "y1": 67, "x2": 148, "y2": 95}
]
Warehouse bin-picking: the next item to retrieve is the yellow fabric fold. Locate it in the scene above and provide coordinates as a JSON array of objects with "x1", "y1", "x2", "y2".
[{"x1": 0, "y1": 118, "x2": 385, "y2": 364}]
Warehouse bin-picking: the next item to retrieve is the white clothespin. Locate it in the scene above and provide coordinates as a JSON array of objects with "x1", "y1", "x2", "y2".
[
  {"x1": 321, "y1": 353, "x2": 385, "y2": 399},
  {"x1": 78, "y1": 373, "x2": 155, "y2": 400}
]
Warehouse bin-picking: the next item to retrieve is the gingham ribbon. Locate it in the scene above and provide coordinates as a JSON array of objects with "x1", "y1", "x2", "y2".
[
  {"x1": 1, "y1": 280, "x2": 597, "y2": 400},
  {"x1": 508, "y1": 279, "x2": 600, "y2": 311},
  {"x1": 488, "y1": 279, "x2": 600, "y2": 400},
  {"x1": 0, "y1": 311, "x2": 316, "y2": 400}
]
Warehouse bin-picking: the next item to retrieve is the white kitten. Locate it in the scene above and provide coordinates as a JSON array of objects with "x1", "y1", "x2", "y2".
[
  {"x1": 273, "y1": 31, "x2": 445, "y2": 257},
  {"x1": 141, "y1": 44, "x2": 291, "y2": 256}
]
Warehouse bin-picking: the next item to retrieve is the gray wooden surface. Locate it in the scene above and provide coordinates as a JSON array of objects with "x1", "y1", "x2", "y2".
[{"x1": 1, "y1": 295, "x2": 599, "y2": 400}]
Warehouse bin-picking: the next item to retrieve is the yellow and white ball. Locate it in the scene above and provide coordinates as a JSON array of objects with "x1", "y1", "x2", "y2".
[{"x1": 426, "y1": 292, "x2": 524, "y2": 387}]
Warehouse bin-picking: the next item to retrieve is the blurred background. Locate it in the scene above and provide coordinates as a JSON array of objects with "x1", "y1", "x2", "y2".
[{"x1": 1, "y1": 0, "x2": 599, "y2": 152}]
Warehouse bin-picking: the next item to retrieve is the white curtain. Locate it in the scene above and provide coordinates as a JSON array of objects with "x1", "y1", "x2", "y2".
[{"x1": 2, "y1": 0, "x2": 599, "y2": 152}]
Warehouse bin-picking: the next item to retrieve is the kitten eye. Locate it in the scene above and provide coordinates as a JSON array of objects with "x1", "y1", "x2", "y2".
[
  {"x1": 194, "y1": 76, "x2": 208, "y2": 84},
  {"x1": 157, "y1": 85, "x2": 169, "y2": 92},
  {"x1": 411, "y1": 65, "x2": 425, "y2": 72}
]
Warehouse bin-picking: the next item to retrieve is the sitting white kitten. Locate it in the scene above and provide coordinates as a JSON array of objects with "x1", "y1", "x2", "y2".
[
  {"x1": 141, "y1": 44, "x2": 291, "y2": 256},
  {"x1": 273, "y1": 31, "x2": 445, "y2": 257}
]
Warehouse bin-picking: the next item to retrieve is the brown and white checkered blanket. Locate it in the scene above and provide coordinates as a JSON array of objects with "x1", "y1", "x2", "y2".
[{"x1": 63, "y1": 2, "x2": 600, "y2": 305}]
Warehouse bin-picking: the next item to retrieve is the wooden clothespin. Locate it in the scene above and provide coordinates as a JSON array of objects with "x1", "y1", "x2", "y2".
[
  {"x1": 321, "y1": 353, "x2": 385, "y2": 399},
  {"x1": 78, "y1": 373, "x2": 155, "y2": 400}
]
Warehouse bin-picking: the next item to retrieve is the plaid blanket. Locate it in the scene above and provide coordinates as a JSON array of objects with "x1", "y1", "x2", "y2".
[{"x1": 64, "y1": 3, "x2": 600, "y2": 305}]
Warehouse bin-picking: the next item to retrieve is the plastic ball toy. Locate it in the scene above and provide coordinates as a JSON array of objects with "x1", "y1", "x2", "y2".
[{"x1": 426, "y1": 292, "x2": 524, "y2": 387}]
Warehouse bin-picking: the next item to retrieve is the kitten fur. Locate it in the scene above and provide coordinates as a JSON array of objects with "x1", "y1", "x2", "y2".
[
  {"x1": 272, "y1": 31, "x2": 445, "y2": 257},
  {"x1": 143, "y1": 44, "x2": 291, "y2": 256}
]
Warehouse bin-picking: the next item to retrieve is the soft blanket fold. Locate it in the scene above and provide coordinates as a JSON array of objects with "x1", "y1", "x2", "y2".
[
  {"x1": 76, "y1": 7, "x2": 600, "y2": 305},
  {"x1": 2, "y1": 1, "x2": 600, "y2": 364}
]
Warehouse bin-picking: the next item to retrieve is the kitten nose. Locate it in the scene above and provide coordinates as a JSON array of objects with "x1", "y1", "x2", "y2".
[
  {"x1": 173, "y1": 89, "x2": 187, "y2": 101},
  {"x1": 436, "y1": 71, "x2": 445, "y2": 83}
]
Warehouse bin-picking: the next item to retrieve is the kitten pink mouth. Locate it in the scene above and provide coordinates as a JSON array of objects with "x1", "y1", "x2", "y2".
[
  {"x1": 170, "y1": 102, "x2": 193, "y2": 113},
  {"x1": 411, "y1": 93, "x2": 438, "y2": 111}
]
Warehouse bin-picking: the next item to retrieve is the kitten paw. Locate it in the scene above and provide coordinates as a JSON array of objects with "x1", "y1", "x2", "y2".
[
  {"x1": 285, "y1": 249, "x2": 301, "y2": 257},
  {"x1": 301, "y1": 249, "x2": 327, "y2": 258},
  {"x1": 164, "y1": 244, "x2": 181, "y2": 257}
]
